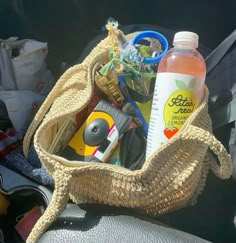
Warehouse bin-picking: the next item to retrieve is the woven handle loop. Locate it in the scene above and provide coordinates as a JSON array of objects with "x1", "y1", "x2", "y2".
[
  {"x1": 183, "y1": 125, "x2": 232, "y2": 179},
  {"x1": 23, "y1": 64, "x2": 88, "y2": 157}
]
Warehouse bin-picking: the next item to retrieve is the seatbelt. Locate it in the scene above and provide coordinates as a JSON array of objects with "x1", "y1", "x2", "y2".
[
  {"x1": 206, "y1": 29, "x2": 236, "y2": 74},
  {"x1": 205, "y1": 29, "x2": 236, "y2": 128}
]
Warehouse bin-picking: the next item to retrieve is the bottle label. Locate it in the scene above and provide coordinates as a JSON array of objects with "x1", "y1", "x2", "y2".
[{"x1": 146, "y1": 72, "x2": 202, "y2": 159}]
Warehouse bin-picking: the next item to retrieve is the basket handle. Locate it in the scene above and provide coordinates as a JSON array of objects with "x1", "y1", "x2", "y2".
[
  {"x1": 182, "y1": 124, "x2": 232, "y2": 179},
  {"x1": 23, "y1": 64, "x2": 85, "y2": 156}
]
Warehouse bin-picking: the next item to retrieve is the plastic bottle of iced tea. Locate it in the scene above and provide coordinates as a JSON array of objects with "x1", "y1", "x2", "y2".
[{"x1": 146, "y1": 31, "x2": 206, "y2": 159}]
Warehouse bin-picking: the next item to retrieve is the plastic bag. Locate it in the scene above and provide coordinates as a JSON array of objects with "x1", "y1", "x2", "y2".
[
  {"x1": 1, "y1": 38, "x2": 54, "y2": 93},
  {"x1": 0, "y1": 47, "x2": 17, "y2": 90},
  {"x1": 0, "y1": 90, "x2": 44, "y2": 137}
]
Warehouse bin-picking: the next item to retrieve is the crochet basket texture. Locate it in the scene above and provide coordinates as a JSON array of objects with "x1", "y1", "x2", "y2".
[{"x1": 23, "y1": 33, "x2": 232, "y2": 243}]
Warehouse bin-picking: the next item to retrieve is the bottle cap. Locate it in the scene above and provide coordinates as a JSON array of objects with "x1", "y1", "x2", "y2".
[{"x1": 173, "y1": 31, "x2": 199, "y2": 48}]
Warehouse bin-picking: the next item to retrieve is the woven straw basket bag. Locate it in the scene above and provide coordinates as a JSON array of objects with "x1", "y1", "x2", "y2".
[{"x1": 23, "y1": 32, "x2": 232, "y2": 243}]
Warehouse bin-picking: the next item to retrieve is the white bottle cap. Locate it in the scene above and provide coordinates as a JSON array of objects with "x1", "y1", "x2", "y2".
[{"x1": 173, "y1": 31, "x2": 199, "y2": 48}]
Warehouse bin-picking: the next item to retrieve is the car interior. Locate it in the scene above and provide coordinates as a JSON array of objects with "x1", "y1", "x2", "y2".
[{"x1": 1, "y1": 1, "x2": 236, "y2": 243}]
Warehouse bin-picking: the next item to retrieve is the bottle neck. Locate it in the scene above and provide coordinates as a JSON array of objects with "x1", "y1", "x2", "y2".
[{"x1": 173, "y1": 41, "x2": 197, "y2": 50}]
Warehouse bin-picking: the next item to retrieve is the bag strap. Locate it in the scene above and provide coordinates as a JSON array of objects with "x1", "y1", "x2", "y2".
[
  {"x1": 182, "y1": 125, "x2": 232, "y2": 179},
  {"x1": 23, "y1": 64, "x2": 84, "y2": 156},
  {"x1": 206, "y1": 29, "x2": 236, "y2": 74},
  {"x1": 206, "y1": 29, "x2": 236, "y2": 128}
]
